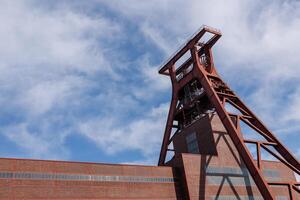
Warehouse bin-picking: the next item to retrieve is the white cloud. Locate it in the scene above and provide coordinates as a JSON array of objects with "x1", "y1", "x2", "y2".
[
  {"x1": 130, "y1": 55, "x2": 170, "y2": 100},
  {"x1": 0, "y1": 0, "x2": 122, "y2": 159},
  {"x1": 79, "y1": 103, "x2": 168, "y2": 158},
  {"x1": 121, "y1": 157, "x2": 158, "y2": 166},
  {"x1": 0, "y1": 1, "x2": 119, "y2": 73},
  {"x1": 140, "y1": 23, "x2": 174, "y2": 55},
  {"x1": 1, "y1": 123, "x2": 69, "y2": 159},
  {"x1": 281, "y1": 88, "x2": 300, "y2": 122},
  {"x1": 20, "y1": 76, "x2": 89, "y2": 115},
  {"x1": 0, "y1": 0, "x2": 121, "y2": 116},
  {"x1": 1, "y1": 0, "x2": 300, "y2": 166}
]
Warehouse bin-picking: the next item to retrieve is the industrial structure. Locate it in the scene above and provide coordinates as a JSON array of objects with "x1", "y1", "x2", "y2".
[{"x1": 0, "y1": 26, "x2": 299, "y2": 199}]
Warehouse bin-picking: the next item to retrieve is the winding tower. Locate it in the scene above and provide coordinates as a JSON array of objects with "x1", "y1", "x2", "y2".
[{"x1": 158, "y1": 25, "x2": 300, "y2": 200}]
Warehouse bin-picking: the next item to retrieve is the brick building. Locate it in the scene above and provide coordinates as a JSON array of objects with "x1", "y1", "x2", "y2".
[
  {"x1": 0, "y1": 26, "x2": 299, "y2": 199},
  {"x1": 0, "y1": 114, "x2": 297, "y2": 199}
]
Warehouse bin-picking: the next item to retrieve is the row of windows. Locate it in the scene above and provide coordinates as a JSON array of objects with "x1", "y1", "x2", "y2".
[
  {"x1": 207, "y1": 176, "x2": 255, "y2": 186},
  {"x1": 260, "y1": 169, "x2": 280, "y2": 180},
  {"x1": 186, "y1": 132, "x2": 199, "y2": 153},
  {"x1": 263, "y1": 169, "x2": 280, "y2": 178},
  {"x1": 206, "y1": 166, "x2": 282, "y2": 186},
  {"x1": 210, "y1": 195, "x2": 264, "y2": 200},
  {"x1": 206, "y1": 166, "x2": 281, "y2": 179},
  {"x1": 210, "y1": 195, "x2": 287, "y2": 200},
  {"x1": 0, "y1": 172, "x2": 175, "y2": 183},
  {"x1": 206, "y1": 166, "x2": 249, "y2": 176}
]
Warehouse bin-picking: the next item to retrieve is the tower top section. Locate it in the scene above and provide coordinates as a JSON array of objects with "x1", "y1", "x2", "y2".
[{"x1": 158, "y1": 25, "x2": 221, "y2": 76}]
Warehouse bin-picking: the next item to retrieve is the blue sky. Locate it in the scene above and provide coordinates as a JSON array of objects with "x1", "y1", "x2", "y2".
[{"x1": 0, "y1": 0, "x2": 299, "y2": 165}]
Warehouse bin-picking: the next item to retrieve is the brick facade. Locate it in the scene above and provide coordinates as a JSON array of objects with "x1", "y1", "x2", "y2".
[{"x1": 0, "y1": 113, "x2": 297, "y2": 199}]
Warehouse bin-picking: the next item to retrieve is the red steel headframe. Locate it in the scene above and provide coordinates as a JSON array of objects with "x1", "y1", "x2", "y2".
[{"x1": 158, "y1": 25, "x2": 300, "y2": 200}]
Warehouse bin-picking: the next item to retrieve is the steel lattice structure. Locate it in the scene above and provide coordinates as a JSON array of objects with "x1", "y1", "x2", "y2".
[{"x1": 158, "y1": 26, "x2": 300, "y2": 200}]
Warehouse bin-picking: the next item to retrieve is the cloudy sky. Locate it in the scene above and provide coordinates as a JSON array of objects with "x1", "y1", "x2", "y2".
[{"x1": 0, "y1": 0, "x2": 299, "y2": 165}]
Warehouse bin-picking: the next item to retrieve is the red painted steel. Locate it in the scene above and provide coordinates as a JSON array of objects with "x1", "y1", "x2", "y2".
[{"x1": 158, "y1": 25, "x2": 300, "y2": 200}]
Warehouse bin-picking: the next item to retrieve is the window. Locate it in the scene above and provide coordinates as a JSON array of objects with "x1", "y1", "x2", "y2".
[
  {"x1": 276, "y1": 196, "x2": 288, "y2": 200},
  {"x1": 0, "y1": 172, "x2": 176, "y2": 183},
  {"x1": 263, "y1": 169, "x2": 279, "y2": 177},
  {"x1": 210, "y1": 195, "x2": 264, "y2": 200},
  {"x1": 186, "y1": 132, "x2": 199, "y2": 153}
]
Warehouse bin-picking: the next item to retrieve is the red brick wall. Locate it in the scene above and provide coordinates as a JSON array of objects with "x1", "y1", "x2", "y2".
[
  {"x1": 0, "y1": 158, "x2": 182, "y2": 199},
  {"x1": 172, "y1": 114, "x2": 298, "y2": 200},
  {"x1": 0, "y1": 113, "x2": 297, "y2": 199}
]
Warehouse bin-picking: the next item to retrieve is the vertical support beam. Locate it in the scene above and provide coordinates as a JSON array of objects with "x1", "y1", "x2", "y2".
[
  {"x1": 288, "y1": 184, "x2": 294, "y2": 200},
  {"x1": 190, "y1": 46, "x2": 275, "y2": 199},
  {"x1": 206, "y1": 49, "x2": 215, "y2": 74},
  {"x1": 257, "y1": 143, "x2": 261, "y2": 169},
  {"x1": 236, "y1": 116, "x2": 241, "y2": 132},
  {"x1": 158, "y1": 65, "x2": 178, "y2": 166}
]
